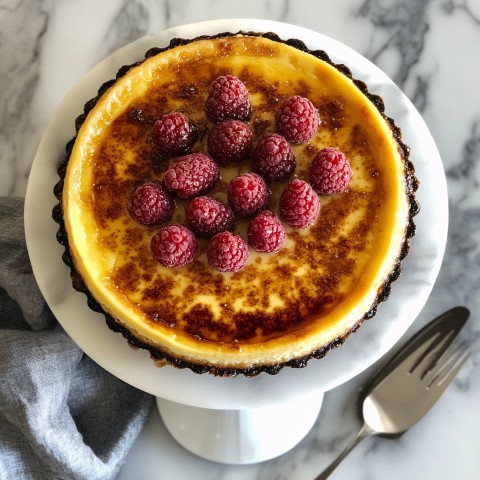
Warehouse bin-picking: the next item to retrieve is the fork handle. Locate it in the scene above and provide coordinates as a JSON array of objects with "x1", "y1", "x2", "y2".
[{"x1": 314, "y1": 423, "x2": 375, "y2": 479}]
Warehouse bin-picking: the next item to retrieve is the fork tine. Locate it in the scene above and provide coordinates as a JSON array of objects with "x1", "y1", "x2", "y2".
[
  {"x1": 428, "y1": 343, "x2": 470, "y2": 390},
  {"x1": 407, "y1": 327, "x2": 458, "y2": 377},
  {"x1": 403, "y1": 333, "x2": 440, "y2": 374},
  {"x1": 423, "y1": 341, "x2": 466, "y2": 383},
  {"x1": 410, "y1": 329, "x2": 457, "y2": 376}
]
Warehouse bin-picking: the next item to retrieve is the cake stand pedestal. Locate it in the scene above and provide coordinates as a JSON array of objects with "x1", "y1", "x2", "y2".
[
  {"x1": 24, "y1": 19, "x2": 447, "y2": 467},
  {"x1": 156, "y1": 390, "x2": 323, "y2": 464}
]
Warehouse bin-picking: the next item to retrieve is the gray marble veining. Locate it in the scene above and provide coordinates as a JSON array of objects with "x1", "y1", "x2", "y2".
[
  {"x1": 358, "y1": 0, "x2": 431, "y2": 88},
  {"x1": 1, "y1": 0, "x2": 479, "y2": 479},
  {"x1": 0, "y1": 0, "x2": 50, "y2": 196}
]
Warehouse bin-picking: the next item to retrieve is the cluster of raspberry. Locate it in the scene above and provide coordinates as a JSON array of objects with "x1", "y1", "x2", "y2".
[{"x1": 127, "y1": 75, "x2": 352, "y2": 272}]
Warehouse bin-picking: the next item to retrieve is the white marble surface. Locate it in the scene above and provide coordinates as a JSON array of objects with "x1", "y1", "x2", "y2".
[{"x1": 2, "y1": 1, "x2": 479, "y2": 479}]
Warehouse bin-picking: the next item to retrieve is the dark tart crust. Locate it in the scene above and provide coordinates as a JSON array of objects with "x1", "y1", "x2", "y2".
[{"x1": 53, "y1": 31, "x2": 419, "y2": 377}]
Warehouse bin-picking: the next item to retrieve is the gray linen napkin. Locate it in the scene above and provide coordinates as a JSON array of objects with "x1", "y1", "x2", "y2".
[{"x1": 0, "y1": 197, "x2": 154, "y2": 480}]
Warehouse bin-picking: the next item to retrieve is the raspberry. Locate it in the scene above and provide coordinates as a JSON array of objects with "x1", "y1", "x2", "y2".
[
  {"x1": 206, "y1": 75, "x2": 252, "y2": 123},
  {"x1": 207, "y1": 120, "x2": 254, "y2": 165},
  {"x1": 275, "y1": 96, "x2": 319, "y2": 143},
  {"x1": 207, "y1": 231, "x2": 249, "y2": 272},
  {"x1": 164, "y1": 153, "x2": 219, "y2": 199},
  {"x1": 280, "y1": 179, "x2": 321, "y2": 228},
  {"x1": 153, "y1": 111, "x2": 197, "y2": 155},
  {"x1": 151, "y1": 224, "x2": 197, "y2": 268},
  {"x1": 186, "y1": 196, "x2": 235, "y2": 237},
  {"x1": 227, "y1": 172, "x2": 270, "y2": 217},
  {"x1": 252, "y1": 134, "x2": 296, "y2": 182},
  {"x1": 247, "y1": 210, "x2": 286, "y2": 253},
  {"x1": 309, "y1": 147, "x2": 353, "y2": 195},
  {"x1": 127, "y1": 182, "x2": 175, "y2": 225}
]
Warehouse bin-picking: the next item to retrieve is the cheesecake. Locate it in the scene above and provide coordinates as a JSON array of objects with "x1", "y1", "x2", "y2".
[{"x1": 53, "y1": 32, "x2": 419, "y2": 376}]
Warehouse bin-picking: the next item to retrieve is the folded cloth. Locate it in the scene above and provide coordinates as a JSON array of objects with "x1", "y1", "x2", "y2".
[{"x1": 0, "y1": 197, "x2": 154, "y2": 480}]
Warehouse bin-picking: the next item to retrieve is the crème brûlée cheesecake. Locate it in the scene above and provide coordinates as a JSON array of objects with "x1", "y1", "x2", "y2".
[{"x1": 53, "y1": 32, "x2": 419, "y2": 377}]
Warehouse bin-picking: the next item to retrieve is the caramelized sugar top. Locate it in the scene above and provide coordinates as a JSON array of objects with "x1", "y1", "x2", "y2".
[{"x1": 88, "y1": 37, "x2": 392, "y2": 345}]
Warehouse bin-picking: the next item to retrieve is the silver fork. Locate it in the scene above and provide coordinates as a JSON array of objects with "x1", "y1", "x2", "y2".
[{"x1": 315, "y1": 307, "x2": 470, "y2": 480}]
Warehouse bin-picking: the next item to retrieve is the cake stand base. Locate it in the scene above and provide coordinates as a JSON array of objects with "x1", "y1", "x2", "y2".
[{"x1": 156, "y1": 390, "x2": 323, "y2": 464}]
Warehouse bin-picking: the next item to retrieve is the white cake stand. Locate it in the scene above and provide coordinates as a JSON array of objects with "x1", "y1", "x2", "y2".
[{"x1": 24, "y1": 19, "x2": 447, "y2": 464}]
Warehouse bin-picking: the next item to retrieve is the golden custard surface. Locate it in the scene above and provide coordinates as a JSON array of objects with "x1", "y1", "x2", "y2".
[{"x1": 64, "y1": 36, "x2": 409, "y2": 368}]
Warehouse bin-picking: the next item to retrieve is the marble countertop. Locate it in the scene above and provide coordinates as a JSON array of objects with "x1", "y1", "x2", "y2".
[{"x1": 2, "y1": 1, "x2": 479, "y2": 479}]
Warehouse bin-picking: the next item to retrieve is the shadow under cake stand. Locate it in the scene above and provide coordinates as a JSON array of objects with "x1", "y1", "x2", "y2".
[{"x1": 24, "y1": 19, "x2": 447, "y2": 464}]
